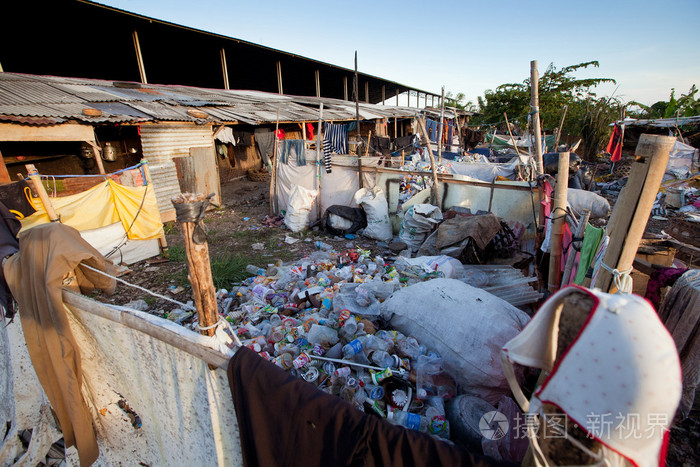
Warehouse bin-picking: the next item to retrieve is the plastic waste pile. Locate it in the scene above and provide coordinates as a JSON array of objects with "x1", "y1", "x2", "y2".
[{"x1": 191, "y1": 248, "x2": 491, "y2": 442}]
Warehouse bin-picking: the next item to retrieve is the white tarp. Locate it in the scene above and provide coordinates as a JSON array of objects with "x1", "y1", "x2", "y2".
[
  {"x1": 80, "y1": 222, "x2": 161, "y2": 265},
  {"x1": 449, "y1": 160, "x2": 517, "y2": 182},
  {"x1": 0, "y1": 294, "x2": 244, "y2": 466},
  {"x1": 667, "y1": 140, "x2": 698, "y2": 177}
]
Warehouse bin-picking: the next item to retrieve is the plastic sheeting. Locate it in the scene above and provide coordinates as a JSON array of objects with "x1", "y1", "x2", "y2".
[
  {"x1": 21, "y1": 180, "x2": 164, "y2": 240},
  {"x1": 0, "y1": 294, "x2": 244, "y2": 466},
  {"x1": 274, "y1": 154, "x2": 369, "y2": 223}
]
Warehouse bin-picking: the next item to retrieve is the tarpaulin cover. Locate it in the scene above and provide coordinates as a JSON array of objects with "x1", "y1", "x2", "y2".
[{"x1": 21, "y1": 180, "x2": 164, "y2": 240}]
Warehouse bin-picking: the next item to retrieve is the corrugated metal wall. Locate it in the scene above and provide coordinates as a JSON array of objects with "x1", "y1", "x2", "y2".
[{"x1": 140, "y1": 124, "x2": 214, "y2": 221}]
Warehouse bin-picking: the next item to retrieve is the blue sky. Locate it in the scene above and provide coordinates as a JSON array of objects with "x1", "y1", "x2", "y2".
[{"x1": 97, "y1": 0, "x2": 699, "y2": 107}]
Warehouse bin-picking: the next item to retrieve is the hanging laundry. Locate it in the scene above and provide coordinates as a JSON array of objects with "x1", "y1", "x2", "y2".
[
  {"x1": 279, "y1": 140, "x2": 306, "y2": 166},
  {"x1": 323, "y1": 123, "x2": 348, "y2": 155},
  {"x1": 306, "y1": 122, "x2": 315, "y2": 140},
  {"x1": 322, "y1": 139, "x2": 333, "y2": 174},
  {"x1": 573, "y1": 224, "x2": 605, "y2": 285},
  {"x1": 276, "y1": 129, "x2": 286, "y2": 140},
  {"x1": 215, "y1": 127, "x2": 236, "y2": 146},
  {"x1": 425, "y1": 119, "x2": 439, "y2": 142},
  {"x1": 461, "y1": 128, "x2": 484, "y2": 149},
  {"x1": 254, "y1": 128, "x2": 275, "y2": 168},
  {"x1": 393, "y1": 134, "x2": 414, "y2": 152},
  {"x1": 446, "y1": 120, "x2": 453, "y2": 152},
  {"x1": 370, "y1": 136, "x2": 391, "y2": 156},
  {"x1": 606, "y1": 123, "x2": 623, "y2": 162},
  {"x1": 233, "y1": 131, "x2": 252, "y2": 147}
]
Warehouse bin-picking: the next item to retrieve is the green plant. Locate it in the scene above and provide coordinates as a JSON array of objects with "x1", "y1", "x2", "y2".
[{"x1": 167, "y1": 245, "x2": 187, "y2": 262}]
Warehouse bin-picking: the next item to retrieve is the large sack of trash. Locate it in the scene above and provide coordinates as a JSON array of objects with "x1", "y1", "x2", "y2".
[
  {"x1": 380, "y1": 278, "x2": 531, "y2": 404},
  {"x1": 399, "y1": 204, "x2": 443, "y2": 252},
  {"x1": 567, "y1": 188, "x2": 610, "y2": 218},
  {"x1": 284, "y1": 185, "x2": 318, "y2": 232},
  {"x1": 322, "y1": 205, "x2": 367, "y2": 237},
  {"x1": 353, "y1": 187, "x2": 392, "y2": 241}
]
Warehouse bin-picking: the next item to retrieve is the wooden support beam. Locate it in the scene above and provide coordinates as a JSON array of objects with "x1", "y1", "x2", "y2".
[
  {"x1": 85, "y1": 141, "x2": 106, "y2": 175},
  {"x1": 354, "y1": 52, "x2": 363, "y2": 189},
  {"x1": 316, "y1": 104, "x2": 324, "y2": 220},
  {"x1": 220, "y1": 48, "x2": 230, "y2": 90},
  {"x1": 0, "y1": 122, "x2": 94, "y2": 142},
  {"x1": 171, "y1": 193, "x2": 219, "y2": 337},
  {"x1": 504, "y1": 112, "x2": 521, "y2": 156},
  {"x1": 343, "y1": 76, "x2": 348, "y2": 101},
  {"x1": 407, "y1": 91, "x2": 410, "y2": 108},
  {"x1": 25, "y1": 164, "x2": 59, "y2": 222},
  {"x1": 553, "y1": 104, "x2": 568, "y2": 151},
  {"x1": 395, "y1": 89, "x2": 399, "y2": 106},
  {"x1": 315, "y1": 70, "x2": 320, "y2": 98},
  {"x1": 276, "y1": 60, "x2": 283, "y2": 95},
  {"x1": 437, "y1": 86, "x2": 445, "y2": 163},
  {"x1": 270, "y1": 108, "x2": 281, "y2": 215},
  {"x1": 132, "y1": 30, "x2": 147, "y2": 84},
  {"x1": 365, "y1": 81, "x2": 369, "y2": 103},
  {"x1": 382, "y1": 85, "x2": 386, "y2": 104},
  {"x1": 416, "y1": 117, "x2": 440, "y2": 205},
  {"x1": 548, "y1": 152, "x2": 570, "y2": 292}
]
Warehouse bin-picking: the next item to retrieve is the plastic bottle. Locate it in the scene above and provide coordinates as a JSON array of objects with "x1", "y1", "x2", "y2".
[
  {"x1": 246, "y1": 264, "x2": 266, "y2": 276},
  {"x1": 387, "y1": 410, "x2": 429, "y2": 433},
  {"x1": 370, "y1": 350, "x2": 395, "y2": 369},
  {"x1": 364, "y1": 335, "x2": 391, "y2": 352},
  {"x1": 315, "y1": 241, "x2": 332, "y2": 251},
  {"x1": 342, "y1": 337, "x2": 364, "y2": 359}
]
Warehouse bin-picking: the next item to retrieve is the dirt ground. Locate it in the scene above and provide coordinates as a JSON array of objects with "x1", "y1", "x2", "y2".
[{"x1": 91, "y1": 176, "x2": 697, "y2": 466}]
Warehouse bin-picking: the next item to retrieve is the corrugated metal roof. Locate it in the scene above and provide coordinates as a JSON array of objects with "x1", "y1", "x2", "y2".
[{"x1": 0, "y1": 72, "x2": 426, "y2": 126}]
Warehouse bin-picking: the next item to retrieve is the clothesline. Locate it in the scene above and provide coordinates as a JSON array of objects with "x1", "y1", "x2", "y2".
[{"x1": 22, "y1": 161, "x2": 147, "y2": 181}]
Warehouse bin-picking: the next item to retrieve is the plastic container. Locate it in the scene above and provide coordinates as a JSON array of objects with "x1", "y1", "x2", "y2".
[
  {"x1": 315, "y1": 241, "x2": 332, "y2": 251},
  {"x1": 388, "y1": 410, "x2": 429, "y2": 433},
  {"x1": 246, "y1": 264, "x2": 266, "y2": 276},
  {"x1": 342, "y1": 338, "x2": 364, "y2": 358}
]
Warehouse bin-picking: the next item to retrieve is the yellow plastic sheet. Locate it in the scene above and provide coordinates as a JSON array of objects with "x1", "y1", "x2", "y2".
[{"x1": 21, "y1": 180, "x2": 163, "y2": 240}]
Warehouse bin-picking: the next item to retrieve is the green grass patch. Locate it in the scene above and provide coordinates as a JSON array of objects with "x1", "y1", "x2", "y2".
[{"x1": 166, "y1": 245, "x2": 187, "y2": 262}]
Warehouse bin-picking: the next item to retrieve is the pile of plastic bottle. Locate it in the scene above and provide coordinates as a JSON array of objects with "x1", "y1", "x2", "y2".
[{"x1": 201, "y1": 248, "x2": 457, "y2": 440}]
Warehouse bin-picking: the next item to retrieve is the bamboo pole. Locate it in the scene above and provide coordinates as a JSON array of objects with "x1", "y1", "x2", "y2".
[
  {"x1": 416, "y1": 117, "x2": 440, "y2": 206},
  {"x1": 594, "y1": 134, "x2": 675, "y2": 293},
  {"x1": 561, "y1": 209, "x2": 590, "y2": 286},
  {"x1": 530, "y1": 60, "x2": 544, "y2": 175},
  {"x1": 25, "y1": 164, "x2": 59, "y2": 222},
  {"x1": 269, "y1": 107, "x2": 280, "y2": 216},
  {"x1": 316, "y1": 104, "x2": 324, "y2": 220},
  {"x1": 171, "y1": 194, "x2": 218, "y2": 337},
  {"x1": 552, "y1": 104, "x2": 568, "y2": 152},
  {"x1": 504, "y1": 112, "x2": 521, "y2": 156},
  {"x1": 452, "y1": 109, "x2": 464, "y2": 155},
  {"x1": 547, "y1": 152, "x2": 570, "y2": 293},
  {"x1": 86, "y1": 141, "x2": 106, "y2": 175}
]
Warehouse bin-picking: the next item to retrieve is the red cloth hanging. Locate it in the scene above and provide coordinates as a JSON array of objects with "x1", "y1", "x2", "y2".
[
  {"x1": 306, "y1": 122, "x2": 314, "y2": 140},
  {"x1": 275, "y1": 129, "x2": 285, "y2": 140},
  {"x1": 606, "y1": 124, "x2": 623, "y2": 162}
]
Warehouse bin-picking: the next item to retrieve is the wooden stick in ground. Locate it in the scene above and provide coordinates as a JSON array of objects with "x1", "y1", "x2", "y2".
[
  {"x1": 437, "y1": 86, "x2": 445, "y2": 163},
  {"x1": 561, "y1": 209, "x2": 590, "y2": 286},
  {"x1": 504, "y1": 112, "x2": 521, "y2": 156},
  {"x1": 140, "y1": 159, "x2": 168, "y2": 252},
  {"x1": 552, "y1": 104, "x2": 568, "y2": 151},
  {"x1": 269, "y1": 107, "x2": 281, "y2": 216},
  {"x1": 171, "y1": 193, "x2": 218, "y2": 337},
  {"x1": 416, "y1": 117, "x2": 440, "y2": 206},
  {"x1": 594, "y1": 134, "x2": 676, "y2": 293},
  {"x1": 315, "y1": 103, "x2": 324, "y2": 221},
  {"x1": 354, "y1": 51, "x2": 363, "y2": 189},
  {"x1": 548, "y1": 152, "x2": 570, "y2": 293},
  {"x1": 85, "y1": 141, "x2": 107, "y2": 175},
  {"x1": 25, "y1": 164, "x2": 59, "y2": 222}
]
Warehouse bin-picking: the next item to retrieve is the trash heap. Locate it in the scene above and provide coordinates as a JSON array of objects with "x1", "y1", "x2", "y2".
[{"x1": 174, "y1": 246, "x2": 530, "y2": 460}]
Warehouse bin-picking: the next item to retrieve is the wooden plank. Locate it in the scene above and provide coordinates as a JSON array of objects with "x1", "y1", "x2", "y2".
[
  {"x1": 0, "y1": 122, "x2": 94, "y2": 142},
  {"x1": 173, "y1": 156, "x2": 197, "y2": 193},
  {"x1": 190, "y1": 146, "x2": 221, "y2": 206},
  {"x1": 530, "y1": 60, "x2": 543, "y2": 174},
  {"x1": 62, "y1": 289, "x2": 229, "y2": 370},
  {"x1": 132, "y1": 30, "x2": 147, "y2": 84},
  {"x1": 548, "y1": 152, "x2": 570, "y2": 292}
]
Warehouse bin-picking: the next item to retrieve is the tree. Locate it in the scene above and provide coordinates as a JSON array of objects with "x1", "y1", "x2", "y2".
[
  {"x1": 630, "y1": 85, "x2": 700, "y2": 118},
  {"x1": 472, "y1": 61, "x2": 620, "y2": 160}
]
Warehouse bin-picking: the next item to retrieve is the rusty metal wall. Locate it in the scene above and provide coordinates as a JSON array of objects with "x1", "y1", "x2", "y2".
[{"x1": 139, "y1": 124, "x2": 215, "y2": 221}]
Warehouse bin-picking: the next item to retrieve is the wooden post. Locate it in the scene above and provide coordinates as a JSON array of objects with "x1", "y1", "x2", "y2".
[
  {"x1": 382, "y1": 85, "x2": 386, "y2": 104},
  {"x1": 270, "y1": 108, "x2": 281, "y2": 216},
  {"x1": 344, "y1": 76, "x2": 348, "y2": 101},
  {"x1": 395, "y1": 89, "x2": 399, "y2": 106},
  {"x1": 25, "y1": 164, "x2": 59, "y2": 222},
  {"x1": 547, "y1": 152, "x2": 570, "y2": 293},
  {"x1": 220, "y1": 48, "x2": 230, "y2": 90},
  {"x1": 140, "y1": 160, "x2": 168, "y2": 252},
  {"x1": 452, "y1": 109, "x2": 464, "y2": 155},
  {"x1": 561, "y1": 209, "x2": 590, "y2": 286},
  {"x1": 85, "y1": 141, "x2": 106, "y2": 175},
  {"x1": 552, "y1": 104, "x2": 568, "y2": 151},
  {"x1": 593, "y1": 135, "x2": 676, "y2": 293},
  {"x1": 315, "y1": 70, "x2": 320, "y2": 98},
  {"x1": 504, "y1": 112, "x2": 521, "y2": 156},
  {"x1": 276, "y1": 61, "x2": 283, "y2": 95},
  {"x1": 437, "y1": 86, "x2": 445, "y2": 163},
  {"x1": 132, "y1": 30, "x2": 147, "y2": 84},
  {"x1": 530, "y1": 60, "x2": 544, "y2": 175},
  {"x1": 316, "y1": 104, "x2": 324, "y2": 220},
  {"x1": 416, "y1": 118, "x2": 440, "y2": 206},
  {"x1": 354, "y1": 51, "x2": 363, "y2": 189},
  {"x1": 171, "y1": 194, "x2": 218, "y2": 337},
  {"x1": 365, "y1": 81, "x2": 369, "y2": 104}
]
